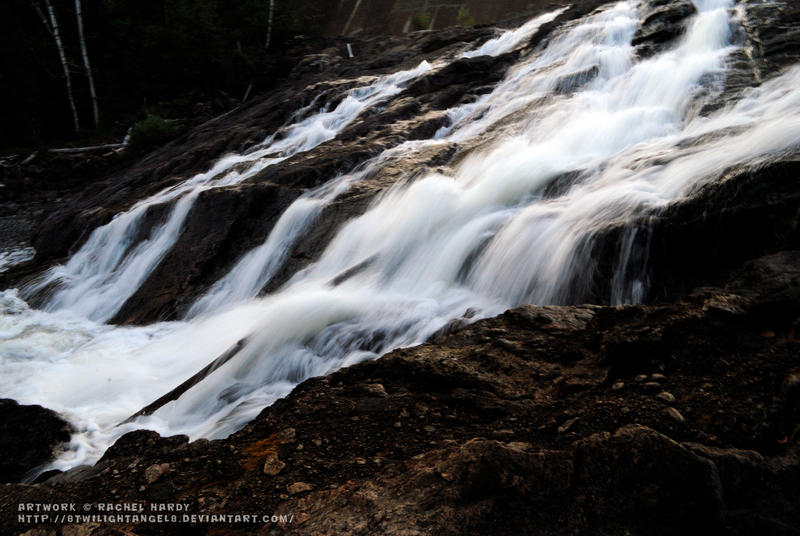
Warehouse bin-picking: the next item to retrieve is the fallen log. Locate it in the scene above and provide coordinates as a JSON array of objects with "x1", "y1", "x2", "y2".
[
  {"x1": 120, "y1": 336, "x2": 250, "y2": 425},
  {"x1": 47, "y1": 143, "x2": 125, "y2": 154}
]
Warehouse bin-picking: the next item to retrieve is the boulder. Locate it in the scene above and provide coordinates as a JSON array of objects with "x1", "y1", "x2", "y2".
[{"x1": 0, "y1": 399, "x2": 71, "y2": 483}]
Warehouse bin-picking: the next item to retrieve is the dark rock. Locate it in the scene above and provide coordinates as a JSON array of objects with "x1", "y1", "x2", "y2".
[
  {"x1": 632, "y1": 0, "x2": 697, "y2": 57},
  {"x1": 580, "y1": 156, "x2": 800, "y2": 307},
  {"x1": 0, "y1": 399, "x2": 71, "y2": 483},
  {"x1": 554, "y1": 65, "x2": 599, "y2": 94},
  {"x1": 741, "y1": 0, "x2": 800, "y2": 79}
]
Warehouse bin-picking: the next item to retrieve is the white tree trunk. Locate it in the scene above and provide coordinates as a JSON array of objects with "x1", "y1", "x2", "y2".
[
  {"x1": 43, "y1": 0, "x2": 80, "y2": 133},
  {"x1": 75, "y1": 0, "x2": 99, "y2": 127},
  {"x1": 265, "y1": 0, "x2": 275, "y2": 49}
]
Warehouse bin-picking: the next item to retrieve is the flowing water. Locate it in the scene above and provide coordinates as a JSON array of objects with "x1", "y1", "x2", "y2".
[{"x1": 2, "y1": 0, "x2": 800, "y2": 474}]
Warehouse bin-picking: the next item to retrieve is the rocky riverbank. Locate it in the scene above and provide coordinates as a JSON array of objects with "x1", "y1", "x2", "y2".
[{"x1": 2, "y1": 250, "x2": 799, "y2": 535}]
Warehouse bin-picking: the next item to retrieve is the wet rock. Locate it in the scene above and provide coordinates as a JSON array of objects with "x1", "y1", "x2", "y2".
[
  {"x1": 0, "y1": 399, "x2": 71, "y2": 483},
  {"x1": 741, "y1": 0, "x2": 800, "y2": 78},
  {"x1": 554, "y1": 65, "x2": 599, "y2": 94},
  {"x1": 632, "y1": 0, "x2": 697, "y2": 57},
  {"x1": 587, "y1": 158, "x2": 800, "y2": 306}
]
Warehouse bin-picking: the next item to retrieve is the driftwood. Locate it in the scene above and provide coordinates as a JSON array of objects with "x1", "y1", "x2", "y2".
[
  {"x1": 120, "y1": 337, "x2": 250, "y2": 425},
  {"x1": 47, "y1": 143, "x2": 125, "y2": 154}
]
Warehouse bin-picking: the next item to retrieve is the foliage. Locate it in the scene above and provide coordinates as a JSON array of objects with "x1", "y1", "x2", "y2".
[
  {"x1": 457, "y1": 6, "x2": 475, "y2": 27},
  {"x1": 410, "y1": 11, "x2": 431, "y2": 32},
  {"x1": 126, "y1": 113, "x2": 180, "y2": 154}
]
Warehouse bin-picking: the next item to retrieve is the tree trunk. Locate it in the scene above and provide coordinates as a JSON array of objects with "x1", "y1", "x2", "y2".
[
  {"x1": 342, "y1": 0, "x2": 362, "y2": 36},
  {"x1": 265, "y1": 0, "x2": 275, "y2": 49},
  {"x1": 75, "y1": 0, "x2": 99, "y2": 127},
  {"x1": 42, "y1": 0, "x2": 80, "y2": 133}
]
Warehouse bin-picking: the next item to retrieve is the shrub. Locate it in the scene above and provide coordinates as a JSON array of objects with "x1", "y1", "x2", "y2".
[
  {"x1": 457, "y1": 6, "x2": 476, "y2": 27},
  {"x1": 127, "y1": 114, "x2": 180, "y2": 154},
  {"x1": 410, "y1": 11, "x2": 432, "y2": 31}
]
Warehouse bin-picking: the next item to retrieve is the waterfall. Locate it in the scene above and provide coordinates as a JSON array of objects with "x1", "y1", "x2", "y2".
[
  {"x1": 25, "y1": 59, "x2": 437, "y2": 322},
  {"x1": 2, "y1": 0, "x2": 800, "y2": 473}
]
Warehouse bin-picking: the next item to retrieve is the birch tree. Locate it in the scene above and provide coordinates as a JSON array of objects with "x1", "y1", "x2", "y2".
[
  {"x1": 75, "y1": 0, "x2": 99, "y2": 127},
  {"x1": 265, "y1": 0, "x2": 275, "y2": 49},
  {"x1": 31, "y1": 0, "x2": 81, "y2": 133}
]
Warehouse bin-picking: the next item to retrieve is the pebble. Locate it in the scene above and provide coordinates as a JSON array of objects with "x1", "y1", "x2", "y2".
[
  {"x1": 635, "y1": 374, "x2": 648, "y2": 382},
  {"x1": 263, "y1": 453, "x2": 285, "y2": 476},
  {"x1": 655, "y1": 391, "x2": 676, "y2": 403},
  {"x1": 143, "y1": 463, "x2": 170, "y2": 484},
  {"x1": 663, "y1": 407, "x2": 685, "y2": 423},
  {"x1": 288, "y1": 482, "x2": 313, "y2": 495},
  {"x1": 651, "y1": 373, "x2": 667, "y2": 382},
  {"x1": 611, "y1": 381, "x2": 625, "y2": 391}
]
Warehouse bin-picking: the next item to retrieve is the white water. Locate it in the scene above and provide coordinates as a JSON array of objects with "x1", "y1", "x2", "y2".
[
  {"x1": 187, "y1": 8, "x2": 568, "y2": 317},
  {"x1": 462, "y1": 7, "x2": 567, "y2": 58},
  {"x1": 0, "y1": 246, "x2": 35, "y2": 274},
  {"x1": 25, "y1": 59, "x2": 436, "y2": 323},
  {"x1": 2, "y1": 0, "x2": 800, "y2": 473},
  {"x1": 25, "y1": 8, "x2": 564, "y2": 325}
]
